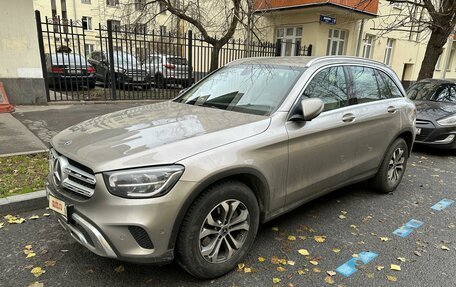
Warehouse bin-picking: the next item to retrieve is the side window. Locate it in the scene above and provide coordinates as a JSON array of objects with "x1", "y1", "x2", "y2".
[
  {"x1": 448, "y1": 85, "x2": 456, "y2": 102},
  {"x1": 347, "y1": 66, "x2": 380, "y2": 104},
  {"x1": 377, "y1": 70, "x2": 403, "y2": 98},
  {"x1": 434, "y1": 85, "x2": 451, "y2": 101},
  {"x1": 302, "y1": 66, "x2": 348, "y2": 112}
]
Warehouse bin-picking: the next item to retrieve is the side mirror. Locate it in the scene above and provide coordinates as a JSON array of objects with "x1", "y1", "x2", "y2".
[{"x1": 301, "y1": 98, "x2": 324, "y2": 121}]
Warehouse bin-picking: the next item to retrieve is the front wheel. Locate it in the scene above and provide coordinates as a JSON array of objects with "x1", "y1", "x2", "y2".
[
  {"x1": 176, "y1": 181, "x2": 259, "y2": 279},
  {"x1": 370, "y1": 138, "x2": 409, "y2": 193}
]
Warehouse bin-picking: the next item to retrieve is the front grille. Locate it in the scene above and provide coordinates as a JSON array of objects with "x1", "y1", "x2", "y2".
[
  {"x1": 50, "y1": 149, "x2": 96, "y2": 198},
  {"x1": 128, "y1": 226, "x2": 154, "y2": 249}
]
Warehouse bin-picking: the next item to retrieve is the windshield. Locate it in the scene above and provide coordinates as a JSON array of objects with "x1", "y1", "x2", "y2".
[
  {"x1": 175, "y1": 64, "x2": 304, "y2": 116},
  {"x1": 407, "y1": 81, "x2": 441, "y2": 101}
]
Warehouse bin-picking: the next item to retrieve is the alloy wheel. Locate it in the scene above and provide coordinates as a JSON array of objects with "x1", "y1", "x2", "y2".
[{"x1": 387, "y1": 147, "x2": 405, "y2": 183}]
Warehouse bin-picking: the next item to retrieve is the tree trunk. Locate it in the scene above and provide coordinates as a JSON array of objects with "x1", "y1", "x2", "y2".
[
  {"x1": 209, "y1": 44, "x2": 221, "y2": 72},
  {"x1": 417, "y1": 29, "x2": 452, "y2": 80}
]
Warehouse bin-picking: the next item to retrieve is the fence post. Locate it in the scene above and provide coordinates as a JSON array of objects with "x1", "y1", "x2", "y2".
[
  {"x1": 187, "y1": 30, "x2": 193, "y2": 87},
  {"x1": 35, "y1": 10, "x2": 50, "y2": 102},
  {"x1": 307, "y1": 44, "x2": 313, "y2": 56},
  {"x1": 295, "y1": 41, "x2": 301, "y2": 56},
  {"x1": 275, "y1": 39, "x2": 282, "y2": 57},
  {"x1": 107, "y1": 20, "x2": 117, "y2": 100}
]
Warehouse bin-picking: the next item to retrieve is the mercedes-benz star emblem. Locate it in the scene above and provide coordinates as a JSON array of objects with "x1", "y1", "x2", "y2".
[{"x1": 64, "y1": 140, "x2": 72, "y2": 146}]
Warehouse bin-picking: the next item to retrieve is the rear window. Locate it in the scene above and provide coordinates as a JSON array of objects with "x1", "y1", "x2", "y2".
[
  {"x1": 167, "y1": 57, "x2": 187, "y2": 65},
  {"x1": 51, "y1": 53, "x2": 87, "y2": 65}
]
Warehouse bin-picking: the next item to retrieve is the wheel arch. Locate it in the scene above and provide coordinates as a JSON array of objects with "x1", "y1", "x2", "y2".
[{"x1": 168, "y1": 167, "x2": 270, "y2": 250}]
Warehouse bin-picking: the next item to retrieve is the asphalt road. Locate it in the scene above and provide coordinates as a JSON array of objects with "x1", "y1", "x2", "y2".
[{"x1": 1, "y1": 146, "x2": 455, "y2": 287}]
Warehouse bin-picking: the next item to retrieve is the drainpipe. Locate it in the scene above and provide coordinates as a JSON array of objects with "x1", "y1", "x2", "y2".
[
  {"x1": 441, "y1": 38, "x2": 453, "y2": 79},
  {"x1": 355, "y1": 19, "x2": 364, "y2": 57},
  {"x1": 72, "y1": 0, "x2": 77, "y2": 20}
]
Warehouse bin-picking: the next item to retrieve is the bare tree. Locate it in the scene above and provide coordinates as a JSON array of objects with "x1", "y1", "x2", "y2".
[{"x1": 374, "y1": 0, "x2": 456, "y2": 80}]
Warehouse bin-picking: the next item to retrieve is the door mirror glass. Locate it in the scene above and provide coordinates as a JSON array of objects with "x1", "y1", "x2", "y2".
[{"x1": 301, "y1": 98, "x2": 324, "y2": 121}]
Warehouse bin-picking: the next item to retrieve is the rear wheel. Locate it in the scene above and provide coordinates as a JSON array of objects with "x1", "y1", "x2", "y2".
[
  {"x1": 371, "y1": 138, "x2": 408, "y2": 193},
  {"x1": 176, "y1": 181, "x2": 259, "y2": 279},
  {"x1": 155, "y1": 74, "x2": 165, "y2": 89}
]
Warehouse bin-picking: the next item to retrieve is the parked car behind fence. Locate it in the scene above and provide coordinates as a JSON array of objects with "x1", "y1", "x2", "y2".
[
  {"x1": 46, "y1": 52, "x2": 96, "y2": 90},
  {"x1": 142, "y1": 54, "x2": 193, "y2": 88}
]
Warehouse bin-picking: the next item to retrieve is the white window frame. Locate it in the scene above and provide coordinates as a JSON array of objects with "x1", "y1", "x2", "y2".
[
  {"x1": 106, "y1": 0, "x2": 119, "y2": 7},
  {"x1": 362, "y1": 34, "x2": 374, "y2": 59},
  {"x1": 436, "y1": 49, "x2": 444, "y2": 71},
  {"x1": 446, "y1": 48, "x2": 455, "y2": 72},
  {"x1": 82, "y1": 16, "x2": 92, "y2": 30},
  {"x1": 84, "y1": 44, "x2": 94, "y2": 57},
  {"x1": 326, "y1": 29, "x2": 346, "y2": 56},
  {"x1": 81, "y1": 0, "x2": 91, "y2": 4},
  {"x1": 384, "y1": 38, "x2": 395, "y2": 66},
  {"x1": 276, "y1": 26, "x2": 303, "y2": 56}
]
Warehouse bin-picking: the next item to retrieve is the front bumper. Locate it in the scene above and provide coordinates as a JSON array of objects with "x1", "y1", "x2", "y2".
[
  {"x1": 415, "y1": 120, "x2": 456, "y2": 149},
  {"x1": 46, "y1": 176, "x2": 197, "y2": 264}
]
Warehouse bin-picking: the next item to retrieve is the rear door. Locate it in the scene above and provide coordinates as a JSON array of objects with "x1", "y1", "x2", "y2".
[
  {"x1": 285, "y1": 65, "x2": 357, "y2": 206},
  {"x1": 345, "y1": 66, "x2": 405, "y2": 178}
]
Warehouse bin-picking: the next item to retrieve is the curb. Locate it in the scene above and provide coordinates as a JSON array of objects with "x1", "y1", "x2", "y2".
[
  {"x1": 48, "y1": 99, "x2": 164, "y2": 105},
  {"x1": 0, "y1": 149, "x2": 49, "y2": 158},
  {"x1": 0, "y1": 190, "x2": 47, "y2": 214}
]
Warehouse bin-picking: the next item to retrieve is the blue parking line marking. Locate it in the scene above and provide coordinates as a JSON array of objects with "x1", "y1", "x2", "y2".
[
  {"x1": 431, "y1": 199, "x2": 455, "y2": 211},
  {"x1": 335, "y1": 251, "x2": 378, "y2": 277},
  {"x1": 393, "y1": 219, "x2": 424, "y2": 238}
]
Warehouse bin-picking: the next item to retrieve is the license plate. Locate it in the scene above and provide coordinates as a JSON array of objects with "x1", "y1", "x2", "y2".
[
  {"x1": 416, "y1": 128, "x2": 421, "y2": 135},
  {"x1": 48, "y1": 195, "x2": 67, "y2": 216}
]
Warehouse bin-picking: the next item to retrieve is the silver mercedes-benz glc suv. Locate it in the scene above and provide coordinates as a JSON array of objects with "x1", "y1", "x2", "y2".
[{"x1": 47, "y1": 56, "x2": 416, "y2": 279}]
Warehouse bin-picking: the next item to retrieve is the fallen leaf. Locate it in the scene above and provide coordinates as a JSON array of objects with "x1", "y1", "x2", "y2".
[
  {"x1": 376, "y1": 265, "x2": 384, "y2": 271},
  {"x1": 24, "y1": 265, "x2": 34, "y2": 269},
  {"x1": 324, "y1": 276, "x2": 335, "y2": 284},
  {"x1": 31, "y1": 267, "x2": 45, "y2": 277},
  {"x1": 298, "y1": 235, "x2": 307, "y2": 240},
  {"x1": 9, "y1": 218, "x2": 25, "y2": 224},
  {"x1": 277, "y1": 266, "x2": 286, "y2": 272},
  {"x1": 380, "y1": 237, "x2": 390, "y2": 242},
  {"x1": 272, "y1": 277, "x2": 281, "y2": 284},
  {"x1": 60, "y1": 250, "x2": 69, "y2": 253},
  {"x1": 341, "y1": 211, "x2": 347, "y2": 215},
  {"x1": 258, "y1": 257, "x2": 266, "y2": 262},
  {"x1": 367, "y1": 273, "x2": 374, "y2": 278},
  {"x1": 42, "y1": 213, "x2": 50, "y2": 217},
  {"x1": 338, "y1": 215, "x2": 346, "y2": 219},
  {"x1": 414, "y1": 251, "x2": 422, "y2": 257},
  {"x1": 288, "y1": 235, "x2": 296, "y2": 241},
  {"x1": 297, "y1": 270, "x2": 305, "y2": 275},
  {"x1": 314, "y1": 235, "x2": 326, "y2": 243},
  {"x1": 441, "y1": 245, "x2": 450, "y2": 251},
  {"x1": 28, "y1": 215, "x2": 40, "y2": 220},
  {"x1": 244, "y1": 267, "x2": 252, "y2": 273},
  {"x1": 327, "y1": 270, "x2": 336, "y2": 276},
  {"x1": 390, "y1": 264, "x2": 401, "y2": 271},
  {"x1": 350, "y1": 224, "x2": 357, "y2": 229},
  {"x1": 26, "y1": 252, "x2": 36, "y2": 258},
  {"x1": 298, "y1": 249, "x2": 310, "y2": 256},
  {"x1": 387, "y1": 275, "x2": 397, "y2": 282},
  {"x1": 332, "y1": 248, "x2": 341, "y2": 253},
  {"x1": 397, "y1": 257, "x2": 406, "y2": 262},
  {"x1": 237, "y1": 263, "x2": 245, "y2": 270},
  {"x1": 287, "y1": 260, "x2": 295, "y2": 266},
  {"x1": 0, "y1": 222, "x2": 4, "y2": 229},
  {"x1": 44, "y1": 260, "x2": 56, "y2": 267},
  {"x1": 4, "y1": 215, "x2": 15, "y2": 220},
  {"x1": 278, "y1": 258, "x2": 287, "y2": 264},
  {"x1": 27, "y1": 282, "x2": 44, "y2": 287},
  {"x1": 271, "y1": 227, "x2": 279, "y2": 232},
  {"x1": 310, "y1": 260, "x2": 319, "y2": 265},
  {"x1": 25, "y1": 245, "x2": 33, "y2": 250},
  {"x1": 114, "y1": 265, "x2": 125, "y2": 273},
  {"x1": 312, "y1": 267, "x2": 321, "y2": 273}
]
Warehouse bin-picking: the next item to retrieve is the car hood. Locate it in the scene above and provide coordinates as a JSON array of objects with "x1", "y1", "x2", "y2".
[
  {"x1": 51, "y1": 101, "x2": 270, "y2": 173},
  {"x1": 415, "y1": 100, "x2": 456, "y2": 121}
]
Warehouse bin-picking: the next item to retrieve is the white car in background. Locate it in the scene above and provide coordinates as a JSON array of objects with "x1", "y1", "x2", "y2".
[{"x1": 142, "y1": 54, "x2": 193, "y2": 88}]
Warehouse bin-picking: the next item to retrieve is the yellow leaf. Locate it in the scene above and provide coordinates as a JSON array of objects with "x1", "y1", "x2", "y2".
[
  {"x1": 310, "y1": 260, "x2": 318, "y2": 266},
  {"x1": 352, "y1": 254, "x2": 359, "y2": 258},
  {"x1": 390, "y1": 264, "x2": 401, "y2": 271},
  {"x1": 298, "y1": 236, "x2": 307, "y2": 240},
  {"x1": 237, "y1": 263, "x2": 245, "y2": 270},
  {"x1": 244, "y1": 267, "x2": 252, "y2": 273},
  {"x1": 387, "y1": 275, "x2": 397, "y2": 282},
  {"x1": 278, "y1": 258, "x2": 287, "y2": 265},
  {"x1": 28, "y1": 215, "x2": 40, "y2": 220},
  {"x1": 288, "y1": 235, "x2": 296, "y2": 241},
  {"x1": 271, "y1": 227, "x2": 279, "y2": 232},
  {"x1": 314, "y1": 235, "x2": 326, "y2": 243},
  {"x1": 380, "y1": 237, "x2": 390, "y2": 242},
  {"x1": 441, "y1": 245, "x2": 450, "y2": 251},
  {"x1": 324, "y1": 276, "x2": 335, "y2": 284},
  {"x1": 367, "y1": 272, "x2": 374, "y2": 278},
  {"x1": 26, "y1": 252, "x2": 36, "y2": 258},
  {"x1": 44, "y1": 260, "x2": 56, "y2": 267},
  {"x1": 298, "y1": 249, "x2": 310, "y2": 256},
  {"x1": 43, "y1": 213, "x2": 51, "y2": 217},
  {"x1": 341, "y1": 211, "x2": 347, "y2": 215},
  {"x1": 326, "y1": 270, "x2": 336, "y2": 276},
  {"x1": 332, "y1": 248, "x2": 341, "y2": 253},
  {"x1": 31, "y1": 267, "x2": 45, "y2": 278},
  {"x1": 27, "y1": 282, "x2": 44, "y2": 287},
  {"x1": 9, "y1": 218, "x2": 25, "y2": 224},
  {"x1": 397, "y1": 257, "x2": 406, "y2": 262},
  {"x1": 287, "y1": 260, "x2": 295, "y2": 266},
  {"x1": 4, "y1": 215, "x2": 16, "y2": 220},
  {"x1": 258, "y1": 257, "x2": 266, "y2": 262},
  {"x1": 272, "y1": 277, "x2": 281, "y2": 284},
  {"x1": 114, "y1": 265, "x2": 125, "y2": 273},
  {"x1": 338, "y1": 215, "x2": 346, "y2": 219},
  {"x1": 376, "y1": 265, "x2": 384, "y2": 271},
  {"x1": 312, "y1": 267, "x2": 321, "y2": 273},
  {"x1": 297, "y1": 270, "x2": 306, "y2": 275},
  {"x1": 25, "y1": 245, "x2": 33, "y2": 250},
  {"x1": 277, "y1": 266, "x2": 286, "y2": 272},
  {"x1": 0, "y1": 222, "x2": 4, "y2": 229}
]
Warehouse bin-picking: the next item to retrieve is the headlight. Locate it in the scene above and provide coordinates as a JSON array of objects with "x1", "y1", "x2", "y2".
[
  {"x1": 113, "y1": 66, "x2": 126, "y2": 73},
  {"x1": 103, "y1": 165, "x2": 184, "y2": 198},
  {"x1": 437, "y1": 114, "x2": 456, "y2": 126}
]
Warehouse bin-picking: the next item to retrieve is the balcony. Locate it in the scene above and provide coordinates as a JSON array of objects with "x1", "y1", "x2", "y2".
[{"x1": 254, "y1": 0, "x2": 379, "y2": 16}]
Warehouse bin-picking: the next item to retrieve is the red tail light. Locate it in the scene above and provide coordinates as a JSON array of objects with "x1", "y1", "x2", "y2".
[
  {"x1": 87, "y1": 66, "x2": 96, "y2": 73},
  {"x1": 163, "y1": 63, "x2": 176, "y2": 70},
  {"x1": 51, "y1": 66, "x2": 64, "y2": 73}
]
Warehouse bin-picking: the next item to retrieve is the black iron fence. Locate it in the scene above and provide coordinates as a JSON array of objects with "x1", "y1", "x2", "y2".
[{"x1": 35, "y1": 10, "x2": 312, "y2": 102}]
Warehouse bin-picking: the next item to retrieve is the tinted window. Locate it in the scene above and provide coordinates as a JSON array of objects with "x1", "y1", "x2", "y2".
[
  {"x1": 448, "y1": 86, "x2": 456, "y2": 102},
  {"x1": 348, "y1": 66, "x2": 380, "y2": 104},
  {"x1": 377, "y1": 71, "x2": 403, "y2": 98},
  {"x1": 434, "y1": 85, "x2": 453, "y2": 102},
  {"x1": 302, "y1": 66, "x2": 348, "y2": 111},
  {"x1": 407, "y1": 81, "x2": 440, "y2": 100},
  {"x1": 167, "y1": 57, "x2": 187, "y2": 65}
]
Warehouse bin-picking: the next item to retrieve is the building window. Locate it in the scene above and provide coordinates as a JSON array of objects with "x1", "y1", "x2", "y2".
[
  {"x1": 436, "y1": 49, "x2": 444, "y2": 70},
  {"x1": 135, "y1": 23, "x2": 147, "y2": 34},
  {"x1": 84, "y1": 44, "x2": 94, "y2": 57},
  {"x1": 160, "y1": 25, "x2": 167, "y2": 35},
  {"x1": 446, "y1": 48, "x2": 455, "y2": 71},
  {"x1": 109, "y1": 20, "x2": 121, "y2": 30},
  {"x1": 362, "y1": 34, "x2": 374, "y2": 59},
  {"x1": 384, "y1": 38, "x2": 395, "y2": 66},
  {"x1": 159, "y1": 2, "x2": 167, "y2": 13},
  {"x1": 82, "y1": 16, "x2": 92, "y2": 30},
  {"x1": 326, "y1": 29, "x2": 346, "y2": 56},
  {"x1": 81, "y1": 0, "x2": 91, "y2": 3},
  {"x1": 106, "y1": 0, "x2": 119, "y2": 6},
  {"x1": 276, "y1": 27, "x2": 303, "y2": 56},
  {"x1": 135, "y1": 0, "x2": 145, "y2": 11}
]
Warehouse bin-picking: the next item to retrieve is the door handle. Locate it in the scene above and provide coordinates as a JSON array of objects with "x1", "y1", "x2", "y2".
[
  {"x1": 387, "y1": 106, "x2": 397, "y2": 113},
  {"x1": 342, "y1": 113, "x2": 356, "y2": 122}
]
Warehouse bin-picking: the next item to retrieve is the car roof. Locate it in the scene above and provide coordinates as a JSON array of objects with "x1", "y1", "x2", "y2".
[
  {"x1": 414, "y1": 78, "x2": 455, "y2": 85},
  {"x1": 227, "y1": 56, "x2": 389, "y2": 68}
]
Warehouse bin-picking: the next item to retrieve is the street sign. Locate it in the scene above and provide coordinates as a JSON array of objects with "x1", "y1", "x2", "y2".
[{"x1": 320, "y1": 15, "x2": 336, "y2": 25}]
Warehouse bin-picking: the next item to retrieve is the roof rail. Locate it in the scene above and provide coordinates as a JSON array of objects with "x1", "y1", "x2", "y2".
[{"x1": 306, "y1": 56, "x2": 387, "y2": 68}]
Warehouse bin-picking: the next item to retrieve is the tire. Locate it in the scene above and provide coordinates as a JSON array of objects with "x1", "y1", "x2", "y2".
[
  {"x1": 176, "y1": 181, "x2": 259, "y2": 279},
  {"x1": 88, "y1": 82, "x2": 96, "y2": 89},
  {"x1": 155, "y1": 74, "x2": 165, "y2": 89},
  {"x1": 370, "y1": 138, "x2": 409, "y2": 193}
]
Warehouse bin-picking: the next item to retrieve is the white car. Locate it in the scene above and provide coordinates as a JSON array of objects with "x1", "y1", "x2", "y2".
[{"x1": 142, "y1": 54, "x2": 192, "y2": 88}]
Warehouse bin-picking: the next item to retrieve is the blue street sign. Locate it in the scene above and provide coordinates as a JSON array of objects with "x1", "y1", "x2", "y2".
[{"x1": 320, "y1": 15, "x2": 336, "y2": 25}]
